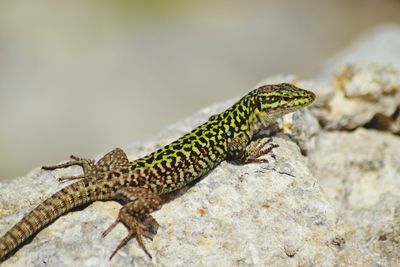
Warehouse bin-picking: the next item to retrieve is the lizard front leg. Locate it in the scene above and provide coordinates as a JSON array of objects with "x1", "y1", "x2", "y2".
[
  {"x1": 42, "y1": 148, "x2": 129, "y2": 182},
  {"x1": 227, "y1": 132, "x2": 278, "y2": 164},
  {"x1": 227, "y1": 133, "x2": 294, "y2": 177},
  {"x1": 241, "y1": 137, "x2": 279, "y2": 163},
  {"x1": 102, "y1": 187, "x2": 162, "y2": 259}
]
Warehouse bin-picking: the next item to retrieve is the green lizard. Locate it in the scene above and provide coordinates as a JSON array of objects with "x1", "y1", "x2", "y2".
[{"x1": 0, "y1": 83, "x2": 315, "y2": 261}]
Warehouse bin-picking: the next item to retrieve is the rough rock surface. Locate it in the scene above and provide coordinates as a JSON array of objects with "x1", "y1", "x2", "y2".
[
  {"x1": 308, "y1": 129, "x2": 400, "y2": 266},
  {"x1": 312, "y1": 63, "x2": 400, "y2": 131},
  {"x1": 0, "y1": 104, "x2": 340, "y2": 267},
  {"x1": 2, "y1": 24, "x2": 400, "y2": 267}
]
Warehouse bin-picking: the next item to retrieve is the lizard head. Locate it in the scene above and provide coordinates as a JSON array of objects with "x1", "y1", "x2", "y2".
[{"x1": 252, "y1": 83, "x2": 315, "y2": 125}]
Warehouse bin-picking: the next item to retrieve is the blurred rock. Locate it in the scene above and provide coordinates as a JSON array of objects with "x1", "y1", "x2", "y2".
[
  {"x1": 313, "y1": 25, "x2": 400, "y2": 133},
  {"x1": 318, "y1": 24, "x2": 400, "y2": 81},
  {"x1": 311, "y1": 63, "x2": 400, "y2": 131}
]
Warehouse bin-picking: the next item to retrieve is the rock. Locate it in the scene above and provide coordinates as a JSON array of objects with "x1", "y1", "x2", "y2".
[
  {"x1": 308, "y1": 129, "x2": 400, "y2": 266},
  {"x1": 305, "y1": 24, "x2": 400, "y2": 266},
  {"x1": 318, "y1": 24, "x2": 400, "y2": 81},
  {"x1": 150, "y1": 137, "x2": 338, "y2": 267},
  {"x1": 308, "y1": 129, "x2": 400, "y2": 210},
  {"x1": 0, "y1": 99, "x2": 339, "y2": 267},
  {"x1": 311, "y1": 63, "x2": 400, "y2": 131},
  {"x1": 307, "y1": 129, "x2": 400, "y2": 267},
  {"x1": 279, "y1": 109, "x2": 320, "y2": 153},
  {"x1": 335, "y1": 64, "x2": 400, "y2": 99},
  {"x1": 313, "y1": 25, "x2": 400, "y2": 133}
]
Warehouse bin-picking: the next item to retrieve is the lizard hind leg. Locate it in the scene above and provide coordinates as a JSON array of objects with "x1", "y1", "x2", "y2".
[
  {"x1": 102, "y1": 187, "x2": 162, "y2": 260},
  {"x1": 42, "y1": 148, "x2": 129, "y2": 182},
  {"x1": 95, "y1": 147, "x2": 129, "y2": 172}
]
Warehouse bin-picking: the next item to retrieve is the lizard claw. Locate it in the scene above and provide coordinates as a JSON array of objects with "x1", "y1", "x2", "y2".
[
  {"x1": 102, "y1": 219, "x2": 119, "y2": 238},
  {"x1": 108, "y1": 231, "x2": 153, "y2": 260},
  {"x1": 105, "y1": 221, "x2": 153, "y2": 260}
]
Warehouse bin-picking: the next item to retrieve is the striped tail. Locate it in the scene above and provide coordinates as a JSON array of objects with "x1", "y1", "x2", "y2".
[{"x1": 0, "y1": 180, "x2": 109, "y2": 260}]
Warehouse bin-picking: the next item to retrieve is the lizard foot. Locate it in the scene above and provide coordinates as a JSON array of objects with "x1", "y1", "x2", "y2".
[
  {"x1": 42, "y1": 148, "x2": 129, "y2": 182},
  {"x1": 102, "y1": 187, "x2": 162, "y2": 260},
  {"x1": 102, "y1": 212, "x2": 159, "y2": 259},
  {"x1": 42, "y1": 155, "x2": 96, "y2": 181},
  {"x1": 245, "y1": 138, "x2": 279, "y2": 163}
]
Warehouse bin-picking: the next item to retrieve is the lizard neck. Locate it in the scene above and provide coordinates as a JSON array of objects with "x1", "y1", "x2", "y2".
[{"x1": 216, "y1": 92, "x2": 267, "y2": 141}]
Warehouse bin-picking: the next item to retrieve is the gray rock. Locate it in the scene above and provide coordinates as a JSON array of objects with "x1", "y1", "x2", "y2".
[
  {"x1": 308, "y1": 129, "x2": 400, "y2": 266},
  {"x1": 0, "y1": 103, "x2": 340, "y2": 267},
  {"x1": 311, "y1": 63, "x2": 400, "y2": 131}
]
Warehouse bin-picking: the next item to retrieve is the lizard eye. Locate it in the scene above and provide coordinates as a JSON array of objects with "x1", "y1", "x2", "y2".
[{"x1": 258, "y1": 96, "x2": 268, "y2": 103}]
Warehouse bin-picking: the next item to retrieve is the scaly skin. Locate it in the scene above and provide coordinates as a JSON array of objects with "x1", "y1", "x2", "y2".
[{"x1": 0, "y1": 83, "x2": 315, "y2": 261}]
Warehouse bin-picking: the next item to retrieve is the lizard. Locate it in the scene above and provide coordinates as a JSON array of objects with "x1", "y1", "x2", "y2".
[{"x1": 0, "y1": 83, "x2": 315, "y2": 262}]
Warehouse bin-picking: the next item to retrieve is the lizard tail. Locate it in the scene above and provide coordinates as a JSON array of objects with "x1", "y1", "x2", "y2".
[{"x1": 0, "y1": 180, "x2": 108, "y2": 260}]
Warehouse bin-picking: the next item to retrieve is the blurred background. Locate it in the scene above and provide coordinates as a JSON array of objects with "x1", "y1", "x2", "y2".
[{"x1": 1, "y1": 0, "x2": 400, "y2": 180}]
